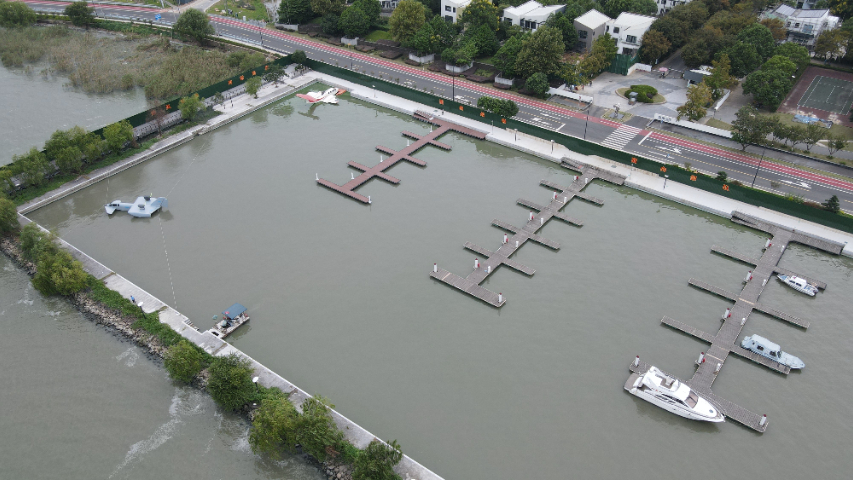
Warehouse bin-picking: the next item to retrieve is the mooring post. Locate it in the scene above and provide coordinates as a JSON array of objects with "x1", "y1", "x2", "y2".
[
  {"x1": 487, "y1": 265, "x2": 491, "y2": 273},
  {"x1": 475, "y1": 258, "x2": 479, "y2": 269},
  {"x1": 433, "y1": 263, "x2": 437, "y2": 273},
  {"x1": 715, "y1": 363, "x2": 722, "y2": 374},
  {"x1": 498, "y1": 292, "x2": 503, "y2": 303},
  {"x1": 723, "y1": 308, "x2": 731, "y2": 320},
  {"x1": 540, "y1": 218, "x2": 544, "y2": 225},
  {"x1": 529, "y1": 212, "x2": 534, "y2": 221},
  {"x1": 741, "y1": 317, "x2": 746, "y2": 326},
  {"x1": 697, "y1": 352, "x2": 705, "y2": 364},
  {"x1": 368, "y1": 196, "x2": 371, "y2": 204},
  {"x1": 503, "y1": 233, "x2": 508, "y2": 244},
  {"x1": 759, "y1": 414, "x2": 767, "y2": 426},
  {"x1": 315, "y1": 173, "x2": 319, "y2": 181},
  {"x1": 515, "y1": 240, "x2": 519, "y2": 248},
  {"x1": 633, "y1": 356, "x2": 640, "y2": 368}
]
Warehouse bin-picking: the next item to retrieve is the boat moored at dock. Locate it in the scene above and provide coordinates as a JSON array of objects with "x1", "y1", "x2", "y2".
[
  {"x1": 741, "y1": 335, "x2": 805, "y2": 369},
  {"x1": 207, "y1": 303, "x2": 250, "y2": 338},
  {"x1": 777, "y1": 274, "x2": 818, "y2": 296},
  {"x1": 625, "y1": 366, "x2": 724, "y2": 423}
]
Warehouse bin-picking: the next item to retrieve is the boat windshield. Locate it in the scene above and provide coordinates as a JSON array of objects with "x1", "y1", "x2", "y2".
[{"x1": 685, "y1": 391, "x2": 699, "y2": 408}]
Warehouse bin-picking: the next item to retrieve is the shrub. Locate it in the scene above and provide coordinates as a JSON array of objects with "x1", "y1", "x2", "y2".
[
  {"x1": 179, "y1": 93, "x2": 205, "y2": 121},
  {"x1": 524, "y1": 72, "x2": 549, "y2": 98},
  {"x1": 32, "y1": 249, "x2": 88, "y2": 296},
  {"x1": 0, "y1": 1, "x2": 37, "y2": 27},
  {"x1": 0, "y1": 196, "x2": 18, "y2": 234},
  {"x1": 245, "y1": 76, "x2": 262, "y2": 98},
  {"x1": 627, "y1": 85, "x2": 658, "y2": 103},
  {"x1": 164, "y1": 340, "x2": 206, "y2": 383},
  {"x1": 19, "y1": 223, "x2": 55, "y2": 262},
  {"x1": 295, "y1": 396, "x2": 345, "y2": 462},
  {"x1": 715, "y1": 171, "x2": 727, "y2": 182},
  {"x1": 352, "y1": 439, "x2": 403, "y2": 480},
  {"x1": 207, "y1": 353, "x2": 255, "y2": 411},
  {"x1": 823, "y1": 195, "x2": 841, "y2": 214},
  {"x1": 103, "y1": 120, "x2": 134, "y2": 154},
  {"x1": 249, "y1": 388, "x2": 300, "y2": 458}
]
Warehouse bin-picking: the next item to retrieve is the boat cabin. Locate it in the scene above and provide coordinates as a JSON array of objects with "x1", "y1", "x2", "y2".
[
  {"x1": 207, "y1": 303, "x2": 250, "y2": 338},
  {"x1": 743, "y1": 334, "x2": 782, "y2": 358}
]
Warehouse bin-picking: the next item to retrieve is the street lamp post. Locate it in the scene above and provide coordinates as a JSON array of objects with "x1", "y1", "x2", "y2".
[
  {"x1": 583, "y1": 95, "x2": 593, "y2": 140},
  {"x1": 663, "y1": 174, "x2": 669, "y2": 189},
  {"x1": 452, "y1": 74, "x2": 455, "y2": 101},
  {"x1": 551, "y1": 139, "x2": 554, "y2": 153},
  {"x1": 373, "y1": 85, "x2": 376, "y2": 98},
  {"x1": 751, "y1": 145, "x2": 767, "y2": 188}
]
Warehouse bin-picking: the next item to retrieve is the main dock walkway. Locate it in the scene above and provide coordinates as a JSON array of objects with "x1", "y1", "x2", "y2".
[
  {"x1": 631, "y1": 211, "x2": 844, "y2": 432},
  {"x1": 430, "y1": 160, "x2": 625, "y2": 306},
  {"x1": 317, "y1": 111, "x2": 487, "y2": 203}
]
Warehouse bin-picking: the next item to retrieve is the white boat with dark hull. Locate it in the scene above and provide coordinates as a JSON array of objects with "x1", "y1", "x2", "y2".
[
  {"x1": 625, "y1": 366, "x2": 724, "y2": 423},
  {"x1": 742, "y1": 334, "x2": 805, "y2": 369},
  {"x1": 777, "y1": 274, "x2": 818, "y2": 296}
]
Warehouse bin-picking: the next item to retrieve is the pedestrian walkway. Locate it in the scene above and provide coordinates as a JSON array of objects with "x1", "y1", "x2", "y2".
[{"x1": 600, "y1": 124, "x2": 642, "y2": 150}]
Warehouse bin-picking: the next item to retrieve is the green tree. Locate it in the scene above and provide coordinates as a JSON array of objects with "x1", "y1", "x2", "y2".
[
  {"x1": 545, "y1": 13, "x2": 576, "y2": 52},
  {"x1": 32, "y1": 249, "x2": 88, "y2": 296},
  {"x1": 173, "y1": 9, "x2": 215, "y2": 44},
  {"x1": 743, "y1": 69, "x2": 793, "y2": 110},
  {"x1": 352, "y1": 439, "x2": 403, "y2": 480},
  {"x1": 321, "y1": 13, "x2": 341, "y2": 35},
  {"x1": 354, "y1": 0, "x2": 381, "y2": 24},
  {"x1": 245, "y1": 76, "x2": 262, "y2": 98},
  {"x1": 263, "y1": 64, "x2": 286, "y2": 85},
  {"x1": 786, "y1": 124, "x2": 807, "y2": 150},
  {"x1": 295, "y1": 396, "x2": 345, "y2": 461},
  {"x1": 466, "y1": 23, "x2": 499, "y2": 57},
  {"x1": 278, "y1": 0, "x2": 314, "y2": 24},
  {"x1": 639, "y1": 30, "x2": 671, "y2": 64},
  {"x1": 704, "y1": 53, "x2": 737, "y2": 100},
  {"x1": 477, "y1": 96, "x2": 519, "y2": 117},
  {"x1": 311, "y1": 0, "x2": 346, "y2": 16},
  {"x1": 44, "y1": 126, "x2": 87, "y2": 161},
  {"x1": 604, "y1": 0, "x2": 657, "y2": 18},
  {"x1": 103, "y1": 120, "x2": 134, "y2": 154},
  {"x1": 179, "y1": 93, "x2": 206, "y2": 120},
  {"x1": 761, "y1": 55, "x2": 797, "y2": 77},
  {"x1": 79, "y1": 134, "x2": 105, "y2": 163},
  {"x1": 731, "y1": 105, "x2": 771, "y2": 150},
  {"x1": 64, "y1": 1, "x2": 95, "y2": 29},
  {"x1": 822, "y1": 195, "x2": 841, "y2": 213},
  {"x1": 0, "y1": 0, "x2": 37, "y2": 27},
  {"x1": 826, "y1": 134, "x2": 848, "y2": 157},
  {"x1": 803, "y1": 122, "x2": 826, "y2": 151},
  {"x1": 164, "y1": 340, "x2": 206, "y2": 383},
  {"x1": 12, "y1": 148, "x2": 50, "y2": 187},
  {"x1": 458, "y1": 0, "x2": 499, "y2": 31},
  {"x1": 441, "y1": 40, "x2": 477, "y2": 66},
  {"x1": 55, "y1": 146, "x2": 83, "y2": 174},
  {"x1": 559, "y1": 61, "x2": 583, "y2": 88},
  {"x1": 515, "y1": 26, "x2": 564, "y2": 78},
  {"x1": 773, "y1": 43, "x2": 810, "y2": 72},
  {"x1": 19, "y1": 223, "x2": 53, "y2": 262},
  {"x1": 290, "y1": 50, "x2": 308, "y2": 67},
  {"x1": 724, "y1": 42, "x2": 761, "y2": 78},
  {"x1": 736, "y1": 23, "x2": 775, "y2": 61},
  {"x1": 813, "y1": 28, "x2": 848, "y2": 61},
  {"x1": 207, "y1": 353, "x2": 255, "y2": 412},
  {"x1": 760, "y1": 17, "x2": 787, "y2": 41},
  {"x1": 339, "y1": 4, "x2": 371, "y2": 38},
  {"x1": 524, "y1": 72, "x2": 550, "y2": 97},
  {"x1": 249, "y1": 389, "x2": 300, "y2": 458},
  {"x1": 0, "y1": 197, "x2": 18, "y2": 235},
  {"x1": 677, "y1": 83, "x2": 712, "y2": 121},
  {"x1": 407, "y1": 21, "x2": 437, "y2": 55},
  {"x1": 493, "y1": 34, "x2": 523, "y2": 78},
  {"x1": 389, "y1": 0, "x2": 426, "y2": 44}
]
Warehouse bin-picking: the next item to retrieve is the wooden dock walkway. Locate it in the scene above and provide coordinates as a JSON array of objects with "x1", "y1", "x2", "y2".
[
  {"x1": 430, "y1": 164, "x2": 626, "y2": 306},
  {"x1": 633, "y1": 212, "x2": 841, "y2": 432},
  {"x1": 317, "y1": 111, "x2": 486, "y2": 203}
]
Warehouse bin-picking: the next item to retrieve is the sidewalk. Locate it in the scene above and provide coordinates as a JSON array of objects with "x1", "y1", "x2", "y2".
[{"x1": 306, "y1": 71, "x2": 853, "y2": 257}]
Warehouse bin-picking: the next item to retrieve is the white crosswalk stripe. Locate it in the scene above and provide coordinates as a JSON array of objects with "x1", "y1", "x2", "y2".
[{"x1": 601, "y1": 124, "x2": 642, "y2": 150}]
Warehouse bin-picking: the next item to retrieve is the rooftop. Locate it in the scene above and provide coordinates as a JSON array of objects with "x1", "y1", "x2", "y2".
[
  {"x1": 575, "y1": 9, "x2": 611, "y2": 29},
  {"x1": 504, "y1": 1, "x2": 565, "y2": 17},
  {"x1": 612, "y1": 12, "x2": 657, "y2": 27}
]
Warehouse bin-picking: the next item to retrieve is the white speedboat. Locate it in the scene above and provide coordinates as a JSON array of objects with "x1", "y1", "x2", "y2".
[
  {"x1": 742, "y1": 334, "x2": 805, "y2": 369},
  {"x1": 296, "y1": 87, "x2": 346, "y2": 104},
  {"x1": 777, "y1": 274, "x2": 817, "y2": 296},
  {"x1": 625, "y1": 366, "x2": 724, "y2": 423}
]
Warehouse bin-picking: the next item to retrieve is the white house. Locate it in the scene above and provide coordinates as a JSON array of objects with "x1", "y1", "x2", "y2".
[
  {"x1": 761, "y1": 5, "x2": 840, "y2": 49},
  {"x1": 502, "y1": 1, "x2": 566, "y2": 31},
  {"x1": 604, "y1": 12, "x2": 656, "y2": 57},
  {"x1": 655, "y1": 0, "x2": 692, "y2": 15},
  {"x1": 441, "y1": 0, "x2": 471, "y2": 23},
  {"x1": 574, "y1": 9, "x2": 611, "y2": 53}
]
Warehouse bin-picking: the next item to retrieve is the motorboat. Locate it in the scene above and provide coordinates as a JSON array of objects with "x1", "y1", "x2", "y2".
[
  {"x1": 625, "y1": 366, "x2": 724, "y2": 423},
  {"x1": 777, "y1": 274, "x2": 818, "y2": 296},
  {"x1": 105, "y1": 196, "x2": 167, "y2": 218},
  {"x1": 741, "y1": 334, "x2": 805, "y2": 369},
  {"x1": 207, "y1": 303, "x2": 250, "y2": 338},
  {"x1": 296, "y1": 87, "x2": 346, "y2": 104}
]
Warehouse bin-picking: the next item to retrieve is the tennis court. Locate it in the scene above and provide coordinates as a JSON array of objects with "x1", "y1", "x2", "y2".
[{"x1": 797, "y1": 76, "x2": 853, "y2": 115}]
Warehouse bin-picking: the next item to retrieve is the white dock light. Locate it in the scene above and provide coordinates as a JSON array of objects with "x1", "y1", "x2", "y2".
[
  {"x1": 503, "y1": 233, "x2": 508, "y2": 244},
  {"x1": 475, "y1": 258, "x2": 479, "y2": 269},
  {"x1": 351, "y1": 172, "x2": 355, "y2": 180},
  {"x1": 697, "y1": 352, "x2": 705, "y2": 364},
  {"x1": 741, "y1": 317, "x2": 746, "y2": 326},
  {"x1": 584, "y1": 178, "x2": 588, "y2": 184},
  {"x1": 515, "y1": 240, "x2": 519, "y2": 248},
  {"x1": 764, "y1": 239, "x2": 772, "y2": 249},
  {"x1": 563, "y1": 196, "x2": 567, "y2": 203},
  {"x1": 553, "y1": 192, "x2": 558, "y2": 200},
  {"x1": 498, "y1": 293, "x2": 503, "y2": 303},
  {"x1": 762, "y1": 279, "x2": 767, "y2": 286},
  {"x1": 723, "y1": 308, "x2": 731, "y2": 320},
  {"x1": 633, "y1": 356, "x2": 640, "y2": 367},
  {"x1": 540, "y1": 218, "x2": 544, "y2": 225},
  {"x1": 744, "y1": 270, "x2": 753, "y2": 282},
  {"x1": 487, "y1": 265, "x2": 491, "y2": 273},
  {"x1": 315, "y1": 173, "x2": 319, "y2": 181},
  {"x1": 529, "y1": 212, "x2": 534, "y2": 221},
  {"x1": 715, "y1": 363, "x2": 722, "y2": 373},
  {"x1": 433, "y1": 263, "x2": 437, "y2": 273},
  {"x1": 759, "y1": 414, "x2": 767, "y2": 426}
]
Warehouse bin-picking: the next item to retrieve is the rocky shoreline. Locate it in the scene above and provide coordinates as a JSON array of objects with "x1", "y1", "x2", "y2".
[{"x1": 0, "y1": 234, "x2": 353, "y2": 480}]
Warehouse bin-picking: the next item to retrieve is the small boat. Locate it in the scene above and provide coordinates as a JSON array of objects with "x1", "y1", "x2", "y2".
[
  {"x1": 777, "y1": 274, "x2": 818, "y2": 296},
  {"x1": 296, "y1": 87, "x2": 346, "y2": 104},
  {"x1": 741, "y1": 334, "x2": 804, "y2": 369},
  {"x1": 105, "y1": 196, "x2": 168, "y2": 218},
  {"x1": 625, "y1": 366, "x2": 724, "y2": 423},
  {"x1": 207, "y1": 303, "x2": 250, "y2": 338}
]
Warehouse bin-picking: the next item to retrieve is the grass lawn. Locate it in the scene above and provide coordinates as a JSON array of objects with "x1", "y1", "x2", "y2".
[
  {"x1": 705, "y1": 118, "x2": 732, "y2": 130},
  {"x1": 364, "y1": 29, "x2": 393, "y2": 41},
  {"x1": 207, "y1": 0, "x2": 270, "y2": 22},
  {"x1": 478, "y1": 55, "x2": 496, "y2": 65},
  {"x1": 777, "y1": 113, "x2": 853, "y2": 143}
]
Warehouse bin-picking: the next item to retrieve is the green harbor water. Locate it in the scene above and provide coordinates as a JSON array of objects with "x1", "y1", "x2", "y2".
[{"x1": 19, "y1": 85, "x2": 853, "y2": 480}]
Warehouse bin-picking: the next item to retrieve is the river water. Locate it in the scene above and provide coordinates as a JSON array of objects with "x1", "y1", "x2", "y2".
[
  {"x1": 0, "y1": 63, "x2": 149, "y2": 165},
  {"x1": 0, "y1": 66, "x2": 322, "y2": 480},
  {"x1": 22, "y1": 88, "x2": 853, "y2": 479}
]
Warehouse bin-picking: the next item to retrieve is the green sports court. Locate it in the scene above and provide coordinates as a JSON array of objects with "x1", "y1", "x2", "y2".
[{"x1": 797, "y1": 75, "x2": 853, "y2": 115}]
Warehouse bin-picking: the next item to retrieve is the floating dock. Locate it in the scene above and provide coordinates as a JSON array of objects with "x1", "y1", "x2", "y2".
[
  {"x1": 429, "y1": 162, "x2": 625, "y2": 307},
  {"x1": 317, "y1": 111, "x2": 487, "y2": 203},
  {"x1": 637, "y1": 211, "x2": 843, "y2": 432}
]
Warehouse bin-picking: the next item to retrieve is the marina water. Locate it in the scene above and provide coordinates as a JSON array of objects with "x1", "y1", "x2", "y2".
[{"x1": 13, "y1": 74, "x2": 853, "y2": 479}]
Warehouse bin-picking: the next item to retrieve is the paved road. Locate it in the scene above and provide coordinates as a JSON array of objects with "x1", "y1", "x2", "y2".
[{"x1": 22, "y1": 0, "x2": 853, "y2": 212}]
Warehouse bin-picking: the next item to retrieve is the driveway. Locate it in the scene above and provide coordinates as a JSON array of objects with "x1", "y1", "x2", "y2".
[{"x1": 583, "y1": 70, "x2": 689, "y2": 119}]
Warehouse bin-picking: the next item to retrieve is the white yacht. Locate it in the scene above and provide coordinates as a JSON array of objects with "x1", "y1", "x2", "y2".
[
  {"x1": 742, "y1": 334, "x2": 805, "y2": 369},
  {"x1": 625, "y1": 366, "x2": 724, "y2": 423},
  {"x1": 777, "y1": 274, "x2": 818, "y2": 296}
]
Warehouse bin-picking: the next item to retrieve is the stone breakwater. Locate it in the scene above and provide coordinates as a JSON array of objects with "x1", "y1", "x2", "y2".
[{"x1": 0, "y1": 234, "x2": 353, "y2": 480}]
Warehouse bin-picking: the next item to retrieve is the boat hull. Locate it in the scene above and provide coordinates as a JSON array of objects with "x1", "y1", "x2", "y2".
[{"x1": 624, "y1": 373, "x2": 725, "y2": 423}]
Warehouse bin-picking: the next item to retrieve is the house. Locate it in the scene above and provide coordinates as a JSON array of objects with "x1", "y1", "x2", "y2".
[
  {"x1": 655, "y1": 0, "x2": 692, "y2": 15},
  {"x1": 502, "y1": 1, "x2": 566, "y2": 31},
  {"x1": 574, "y1": 9, "x2": 611, "y2": 53},
  {"x1": 605, "y1": 12, "x2": 656, "y2": 57},
  {"x1": 379, "y1": 1, "x2": 399, "y2": 11},
  {"x1": 441, "y1": 0, "x2": 471, "y2": 23},
  {"x1": 761, "y1": 5, "x2": 840, "y2": 49}
]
